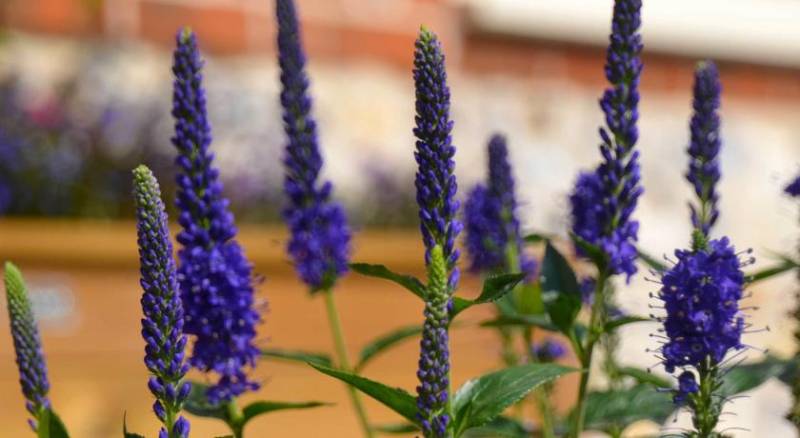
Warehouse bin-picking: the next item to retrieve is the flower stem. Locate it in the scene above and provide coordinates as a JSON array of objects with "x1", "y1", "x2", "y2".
[
  {"x1": 524, "y1": 327, "x2": 556, "y2": 438},
  {"x1": 226, "y1": 399, "x2": 245, "y2": 438},
  {"x1": 323, "y1": 289, "x2": 375, "y2": 438},
  {"x1": 692, "y1": 358, "x2": 721, "y2": 438},
  {"x1": 571, "y1": 269, "x2": 608, "y2": 438}
]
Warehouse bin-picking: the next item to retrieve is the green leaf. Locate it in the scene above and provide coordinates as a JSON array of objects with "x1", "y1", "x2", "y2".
[
  {"x1": 570, "y1": 232, "x2": 606, "y2": 267},
  {"x1": 241, "y1": 400, "x2": 330, "y2": 425},
  {"x1": 355, "y1": 324, "x2": 423, "y2": 371},
  {"x1": 349, "y1": 263, "x2": 425, "y2": 299},
  {"x1": 616, "y1": 367, "x2": 672, "y2": 389},
  {"x1": 37, "y1": 409, "x2": 70, "y2": 438},
  {"x1": 478, "y1": 314, "x2": 557, "y2": 332},
  {"x1": 603, "y1": 315, "x2": 649, "y2": 333},
  {"x1": 122, "y1": 413, "x2": 145, "y2": 438},
  {"x1": 183, "y1": 381, "x2": 228, "y2": 421},
  {"x1": 539, "y1": 243, "x2": 581, "y2": 334},
  {"x1": 451, "y1": 273, "x2": 526, "y2": 318},
  {"x1": 523, "y1": 232, "x2": 551, "y2": 244},
  {"x1": 718, "y1": 356, "x2": 789, "y2": 398},
  {"x1": 746, "y1": 260, "x2": 798, "y2": 284},
  {"x1": 372, "y1": 423, "x2": 420, "y2": 434},
  {"x1": 478, "y1": 273, "x2": 527, "y2": 303},
  {"x1": 308, "y1": 363, "x2": 418, "y2": 424},
  {"x1": 637, "y1": 248, "x2": 668, "y2": 272},
  {"x1": 580, "y1": 385, "x2": 673, "y2": 432},
  {"x1": 462, "y1": 416, "x2": 530, "y2": 438},
  {"x1": 261, "y1": 348, "x2": 332, "y2": 367},
  {"x1": 452, "y1": 363, "x2": 576, "y2": 434}
]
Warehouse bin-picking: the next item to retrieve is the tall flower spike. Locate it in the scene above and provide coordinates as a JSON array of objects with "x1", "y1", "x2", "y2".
[
  {"x1": 463, "y1": 184, "x2": 504, "y2": 273},
  {"x1": 413, "y1": 27, "x2": 461, "y2": 288},
  {"x1": 687, "y1": 61, "x2": 723, "y2": 236},
  {"x1": 487, "y1": 134, "x2": 536, "y2": 278},
  {"x1": 133, "y1": 165, "x2": 191, "y2": 438},
  {"x1": 569, "y1": 0, "x2": 643, "y2": 280},
  {"x1": 464, "y1": 135, "x2": 535, "y2": 277},
  {"x1": 4, "y1": 262, "x2": 51, "y2": 431},
  {"x1": 413, "y1": 27, "x2": 458, "y2": 438},
  {"x1": 277, "y1": 0, "x2": 351, "y2": 292},
  {"x1": 656, "y1": 237, "x2": 750, "y2": 434},
  {"x1": 171, "y1": 28, "x2": 260, "y2": 403}
]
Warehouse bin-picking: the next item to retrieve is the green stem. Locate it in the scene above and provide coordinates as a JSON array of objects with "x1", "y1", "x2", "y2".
[
  {"x1": 323, "y1": 289, "x2": 375, "y2": 438},
  {"x1": 571, "y1": 270, "x2": 608, "y2": 438},
  {"x1": 524, "y1": 327, "x2": 556, "y2": 438},
  {"x1": 692, "y1": 358, "x2": 720, "y2": 438},
  {"x1": 226, "y1": 400, "x2": 245, "y2": 438}
]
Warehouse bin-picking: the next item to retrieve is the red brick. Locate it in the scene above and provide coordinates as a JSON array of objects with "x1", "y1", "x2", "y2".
[
  {"x1": 2, "y1": 0, "x2": 103, "y2": 36},
  {"x1": 138, "y1": 0, "x2": 248, "y2": 54}
]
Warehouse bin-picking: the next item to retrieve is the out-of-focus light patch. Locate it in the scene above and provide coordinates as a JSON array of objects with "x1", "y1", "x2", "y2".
[
  {"x1": 464, "y1": 0, "x2": 800, "y2": 68},
  {"x1": 26, "y1": 276, "x2": 79, "y2": 334}
]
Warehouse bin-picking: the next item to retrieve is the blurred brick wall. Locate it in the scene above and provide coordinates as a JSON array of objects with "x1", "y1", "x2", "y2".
[{"x1": 2, "y1": 0, "x2": 800, "y2": 100}]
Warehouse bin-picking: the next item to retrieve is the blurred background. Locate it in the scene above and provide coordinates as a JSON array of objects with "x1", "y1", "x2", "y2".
[{"x1": 1, "y1": 0, "x2": 800, "y2": 436}]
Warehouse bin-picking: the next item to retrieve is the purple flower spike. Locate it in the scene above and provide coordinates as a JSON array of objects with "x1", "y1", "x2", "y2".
[
  {"x1": 413, "y1": 27, "x2": 459, "y2": 438},
  {"x1": 276, "y1": 0, "x2": 352, "y2": 292},
  {"x1": 463, "y1": 184, "x2": 504, "y2": 272},
  {"x1": 413, "y1": 26, "x2": 461, "y2": 290},
  {"x1": 657, "y1": 237, "x2": 749, "y2": 404},
  {"x1": 569, "y1": 0, "x2": 643, "y2": 281},
  {"x1": 464, "y1": 135, "x2": 535, "y2": 279},
  {"x1": 133, "y1": 165, "x2": 190, "y2": 438},
  {"x1": 687, "y1": 61, "x2": 723, "y2": 236},
  {"x1": 4, "y1": 263, "x2": 51, "y2": 430},
  {"x1": 171, "y1": 28, "x2": 261, "y2": 404}
]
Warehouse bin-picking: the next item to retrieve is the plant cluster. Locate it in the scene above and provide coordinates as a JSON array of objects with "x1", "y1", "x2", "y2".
[{"x1": 4, "y1": 1, "x2": 800, "y2": 437}]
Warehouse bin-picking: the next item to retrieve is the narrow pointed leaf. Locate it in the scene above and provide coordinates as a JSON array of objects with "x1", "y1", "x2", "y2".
[
  {"x1": 570, "y1": 232, "x2": 606, "y2": 267},
  {"x1": 603, "y1": 315, "x2": 649, "y2": 333},
  {"x1": 746, "y1": 260, "x2": 798, "y2": 284},
  {"x1": 241, "y1": 400, "x2": 330, "y2": 425},
  {"x1": 122, "y1": 413, "x2": 145, "y2": 438},
  {"x1": 523, "y1": 232, "x2": 551, "y2": 244},
  {"x1": 372, "y1": 423, "x2": 420, "y2": 434},
  {"x1": 452, "y1": 363, "x2": 576, "y2": 433},
  {"x1": 37, "y1": 409, "x2": 70, "y2": 438},
  {"x1": 451, "y1": 273, "x2": 526, "y2": 318},
  {"x1": 719, "y1": 356, "x2": 789, "y2": 398},
  {"x1": 309, "y1": 363, "x2": 418, "y2": 424},
  {"x1": 349, "y1": 263, "x2": 425, "y2": 299},
  {"x1": 479, "y1": 314, "x2": 557, "y2": 332},
  {"x1": 476, "y1": 273, "x2": 526, "y2": 304},
  {"x1": 637, "y1": 248, "x2": 668, "y2": 272},
  {"x1": 463, "y1": 416, "x2": 530, "y2": 437},
  {"x1": 355, "y1": 324, "x2": 423, "y2": 371},
  {"x1": 261, "y1": 348, "x2": 332, "y2": 367}
]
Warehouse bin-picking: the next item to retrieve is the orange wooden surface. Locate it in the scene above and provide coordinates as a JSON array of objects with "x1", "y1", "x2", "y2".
[{"x1": 0, "y1": 219, "x2": 577, "y2": 437}]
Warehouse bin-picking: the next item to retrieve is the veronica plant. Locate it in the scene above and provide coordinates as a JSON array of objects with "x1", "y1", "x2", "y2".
[
  {"x1": 4, "y1": 262, "x2": 70, "y2": 437},
  {"x1": 315, "y1": 26, "x2": 573, "y2": 438},
  {"x1": 168, "y1": 28, "x2": 274, "y2": 437},
  {"x1": 567, "y1": 0, "x2": 644, "y2": 434},
  {"x1": 132, "y1": 165, "x2": 191, "y2": 438},
  {"x1": 652, "y1": 62, "x2": 754, "y2": 437},
  {"x1": 274, "y1": 1, "x2": 370, "y2": 436}
]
